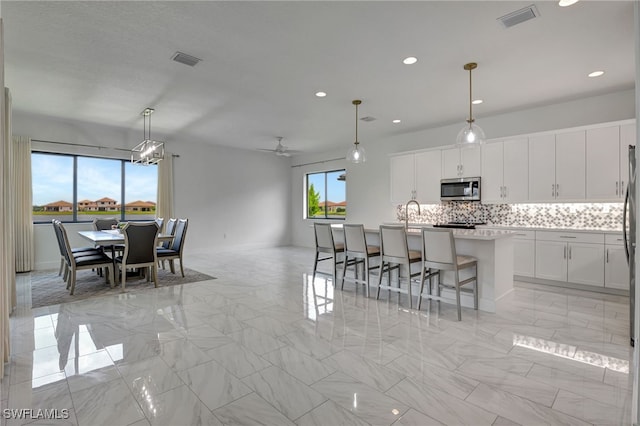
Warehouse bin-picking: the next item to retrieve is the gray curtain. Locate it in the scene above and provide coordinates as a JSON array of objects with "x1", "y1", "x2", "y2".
[{"x1": 14, "y1": 136, "x2": 34, "y2": 272}]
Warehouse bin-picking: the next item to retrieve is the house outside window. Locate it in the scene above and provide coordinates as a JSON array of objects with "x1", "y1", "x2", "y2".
[
  {"x1": 306, "y1": 169, "x2": 346, "y2": 220},
  {"x1": 32, "y1": 152, "x2": 158, "y2": 223}
]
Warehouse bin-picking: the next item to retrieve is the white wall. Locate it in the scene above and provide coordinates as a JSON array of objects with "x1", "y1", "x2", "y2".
[
  {"x1": 13, "y1": 111, "x2": 292, "y2": 270},
  {"x1": 290, "y1": 88, "x2": 636, "y2": 248}
]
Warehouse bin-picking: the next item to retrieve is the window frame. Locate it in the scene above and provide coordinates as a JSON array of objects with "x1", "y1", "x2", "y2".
[
  {"x1": 31, "y1": 150, "x2": 158, "y2": 224},
  {"x1": 305, "y1": 168, "x2": 346, "y2": 221}
]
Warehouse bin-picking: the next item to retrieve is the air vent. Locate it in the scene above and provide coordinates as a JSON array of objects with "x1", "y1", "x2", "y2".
[
  {"x1": 360, "y1": 116, "x2": 376, "y2": 122},
  {"x1": 497, "y1": 4, "x2": 539, "y2": 28},
  {"x1": 171, "y1": 52, "x2": 202, "y2": 67}
]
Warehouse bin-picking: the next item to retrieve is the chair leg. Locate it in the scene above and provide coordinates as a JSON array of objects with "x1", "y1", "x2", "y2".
[
  {"x1": 179, "y1": 257, "x2": 185, "y2": 277},
  {"x1": 408, "y1": 265, "x2": 413, "y2": 309},
  {"x1": 473, "y1": 264, "x2": 478, "y2": 310},
  {"x1": 376, "y1": 261, "x2": 384, "y2": 300},
  {"x1": 455, "y1": 271, "x2": 462, "y2": 321},
  {"x1": 340, "y1": 255, "x2": 348, "y2": 290},
  {"x1": 312, "y1": 251, "x2": 319, "y2": 278},
  {"x1": 121, "y1": 264, "x2": 127, "y2": 291},
  {"x1": 169, "y1": 260, "x2": 176, "y2": 274},
  {"x1": 69, "y1": 268, "x2": 77, "y2": 295},
  {"x1": 58, "y1": 258, "x2": 64, "y2": 276},
  {"x1": 364, "y1": 257, "x2": 370, "y2": 298},
  {"x1": 152, "y1": 264, "x2": 158, "y2": 288},
  {"x1": 108, "y1": 265, "x2": 115, "y2": 288},
  {"x1": 418, "y1": 266, "x2": 425, "y2": 310}
]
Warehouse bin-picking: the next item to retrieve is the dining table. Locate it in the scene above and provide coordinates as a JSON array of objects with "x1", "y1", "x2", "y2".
[{"x1": 78, "y1": 229, "x2": 174, "y2": 247}]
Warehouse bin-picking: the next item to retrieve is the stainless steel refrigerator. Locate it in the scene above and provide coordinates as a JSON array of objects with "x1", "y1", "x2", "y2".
[{"x1": 625, "y1": 145, "x2": 636, "y2": 346}]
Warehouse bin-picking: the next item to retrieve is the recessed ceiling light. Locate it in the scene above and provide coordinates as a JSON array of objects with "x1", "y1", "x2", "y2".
[
  {"x1": 588, "y1": 70, "x2": 604, "y2": 78},
  {"x1": 558, "y1": 0, "x2": 579, "y2": 6},
  {"x1": 392, "y1": 119, "x2": 401, "y2": 124},
  {"x1": 472, "y1": 99, "x2": 483, "y2": 105},
  {"x1": 315, "y1": 91, "x2": 327, "y2": 97},
  {"x1": 402, "y1": 57, "x2": 418, "y2": 65}
]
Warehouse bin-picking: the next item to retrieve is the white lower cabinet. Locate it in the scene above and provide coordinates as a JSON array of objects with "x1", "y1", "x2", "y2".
[
  {"x1": 534, "y1": 231, "x2": 605, "y2": 288},
  {"x1": 605, "y1": 233, "x2": 629, "y2": 290},
  {"x1": 567, "y1": 243, "x2": 604, "y2": 287},
  {"x1": 513, "y1": 231, "x2": 535, "y2": 277},
  {"x1": 535, "y1": 240, "x2": 567, "y2": 281}
]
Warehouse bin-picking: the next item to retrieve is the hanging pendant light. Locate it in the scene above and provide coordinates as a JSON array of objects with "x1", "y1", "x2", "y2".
[
  {"x1": 131, "y1": 107, "x2": 165, "y2": 165},
  {"x1": 456, "y1": 62, "x2": 485, "y2": 146},
  {"x1": 346, "y1": 99, "x2": 366, "y2": 163}
]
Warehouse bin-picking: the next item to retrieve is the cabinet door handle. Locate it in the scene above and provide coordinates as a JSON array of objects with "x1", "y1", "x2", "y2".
[
  {"x1": 504, "y1": 186, "x2": 507, "y2": 199},
  {"x1": 564, "y1": 246, "x2": 567, "y2": 259},
  {"x1": 621, "y1": 181, "x2": 625, "y2": 196},
  {"x1": 616, "y1": 181, "x2": 619, "y2": 196},
  {"x1": 556, "y1": 184, "x2": 559, "y2": 197},
  {"x1": 552, "y1": 184, "x2": 555, "y2": 197},
  {"x1": 569, "y1": 246, "x2": 572, "y2": 260},
  {"x1": 559, "y1": 235, "x2": 576, "y2": 239},
  {"x1": 606, "y1": 248, "x2": 609, "y2": 263}
]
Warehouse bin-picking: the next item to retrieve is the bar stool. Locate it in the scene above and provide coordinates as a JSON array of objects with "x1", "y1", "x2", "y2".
[
  {"x1": 418, "y1": 227, "x2": 478, "y2": 321},
  {"x1": 376, "y1": 225, "x2": 423, "y2": 308},
  {"x1": 340, "y1": 224, "x2": 380, "y2": 297},
  {"x1": 312, "y1": 223, "x2": 345, "y2": 285}
]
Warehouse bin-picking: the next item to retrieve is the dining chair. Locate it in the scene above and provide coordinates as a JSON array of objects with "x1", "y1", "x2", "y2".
[
  {"x1": 52, "y1": 220, "x2": 102, "y2": 282},
  {"x1": 312, "y1": 223, "x2": 347, "y2": 286},
  {"x1": 418, "y1": 227, "x2": 478, "y2": 321},
  {"x1": 159, "y1": 218, "x2": 177, "y2": 269},
  {"x1": 340, "y1": 224, "x2": 380, "y2": 297},
  {"x1": 376, "y1": 225, "x2": 423, "y2": 309},
  {"x1": 155, "y1": 217, "x2": 164, "y2": 233},
  {"x1": 57, "y1": 221, "x2": 115, "y2": 295},
  {"x1": 92, "y1": 218, "x2": 118, "y2": 231},
  {"x1": 115, "y1": 221, "x2": 160, "y2": 290},
  {"x1": 156, "y1": 218, "x2": 188, "y2": 277}
]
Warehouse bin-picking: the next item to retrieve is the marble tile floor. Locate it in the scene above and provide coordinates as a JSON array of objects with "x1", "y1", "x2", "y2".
[{"x1": 0, "y1": 246, "x2": 634, "y2": 425}]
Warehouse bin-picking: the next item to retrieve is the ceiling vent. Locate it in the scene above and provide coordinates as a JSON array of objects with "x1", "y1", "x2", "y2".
[
  {"x1": 497, "y1": 5, "x2": 540, "y2": 29},
  {"x1": 360, "y1": 116, "x2": 376, "y2": 122},
  {"x1": 171, "y1": 52, "x2": 202, "y2": 67}
]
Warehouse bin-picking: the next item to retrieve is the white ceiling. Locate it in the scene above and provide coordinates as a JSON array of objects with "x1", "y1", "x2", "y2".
[{"x1": 2, "y1": 1, "x2": 636, "y2": 155}]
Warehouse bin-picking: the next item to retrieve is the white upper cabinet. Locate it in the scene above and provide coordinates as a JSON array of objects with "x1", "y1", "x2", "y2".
[
  {"x1": 555, "y1": 131, "x2": 586, "y2": 201},
  {"x1": 441, "y1": 147, "x2": 481, "y2": 179},
  {"x1": 414, "y1": 150, "x2": 442, "y2": 204},
  {"x1": 390, "y1": 154, "x2": 416, "y2": 204},
  {"x1": 586, "y1": 126, "x2": 620, "y2": 200},
  {"x1": 529, "y1": 131, "x2": 585, "y2": 202},
  {"x1": 390, "y1": 150, "x2": 441, "y2": 204},
  {"x1": 528, "y1": 134, "x2": 556, "y2": 202},
  {"x1": 480, "y1": 143, "x2": 503, "y2": 203},
  {"x1": 481, "y1": 138, "x2": 528, "y2": 204}
]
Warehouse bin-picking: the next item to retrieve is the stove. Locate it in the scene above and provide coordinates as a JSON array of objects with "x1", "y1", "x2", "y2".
[{"x1": 432, "y1": 222, "x2": 486, "y2": 230}]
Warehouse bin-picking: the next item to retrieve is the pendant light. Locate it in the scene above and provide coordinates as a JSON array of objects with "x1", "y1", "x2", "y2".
[
  {"x1": 346, "y1": 99, "x2": 366, "y2": 163},
  {"x1": 456, "y1": 62, "x2": 485, "y2": 146},
  {"x1": 131, "y1": 107, "x2": 165, "y2": 165}
]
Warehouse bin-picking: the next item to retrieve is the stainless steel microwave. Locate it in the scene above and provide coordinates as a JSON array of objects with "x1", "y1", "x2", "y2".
[{"x1": 440, "y1": 177, "x2": 481, "y2": 201}]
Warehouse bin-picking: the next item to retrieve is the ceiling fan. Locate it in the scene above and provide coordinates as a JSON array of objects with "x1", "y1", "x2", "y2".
[{"x1": 259, "y1": 137, "x2": 299, "y2": 157}]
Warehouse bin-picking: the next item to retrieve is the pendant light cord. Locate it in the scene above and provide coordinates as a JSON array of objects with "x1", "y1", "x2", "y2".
[
  {"x1": 468, "y1": 67, "x2": 473, "y2": 124},
  {"x1": 354, "y1": 102, "x2": 359, "y2": 145}
]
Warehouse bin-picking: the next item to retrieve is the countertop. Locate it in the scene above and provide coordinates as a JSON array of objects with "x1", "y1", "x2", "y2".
[
  {"x1": 394, "y1": 223, "x2": 623, "y2": 234},
  {"x1": 333, "y1": 223, "x2": 516, "y2": 241}
]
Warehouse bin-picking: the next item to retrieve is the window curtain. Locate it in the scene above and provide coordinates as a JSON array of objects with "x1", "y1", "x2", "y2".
[
  {"x1": 156, "y1": 152, "x2": 174, "y2": 221},
  {"x1": 14, "y1": 136, "x2": 34, "y2": 272}
]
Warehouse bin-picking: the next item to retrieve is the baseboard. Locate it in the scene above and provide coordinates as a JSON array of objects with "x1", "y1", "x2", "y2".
[{"x1": 515, "y1": 275, "x2": 629, "y2": 296}]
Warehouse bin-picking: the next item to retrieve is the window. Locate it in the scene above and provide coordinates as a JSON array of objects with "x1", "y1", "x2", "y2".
[
  {"x1": 306, "y1": 169, "x2": 346, "y2": 219},
  {"x1": 32, "y1": 152, "x2": 158, "y2": 223}
]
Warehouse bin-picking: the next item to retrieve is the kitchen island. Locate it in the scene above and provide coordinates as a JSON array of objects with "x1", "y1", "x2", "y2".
[{"x1": 333, "y1": 225, "x2": 515, "y2": 313}]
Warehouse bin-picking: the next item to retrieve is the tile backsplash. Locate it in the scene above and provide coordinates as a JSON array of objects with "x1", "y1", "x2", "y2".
[{"x1": 396, "y1": 202, "x2": 624, "y2": 230}]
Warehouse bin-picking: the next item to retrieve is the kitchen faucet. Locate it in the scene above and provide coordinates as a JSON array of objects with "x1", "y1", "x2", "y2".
[{"x1": 405, "y1": 199, "x2": 421, "y2": 229}]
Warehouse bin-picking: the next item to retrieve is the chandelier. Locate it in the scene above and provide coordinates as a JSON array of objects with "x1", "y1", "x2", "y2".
[{"x1": 131, "y1": 108, "x2": 164, "y2": 165}]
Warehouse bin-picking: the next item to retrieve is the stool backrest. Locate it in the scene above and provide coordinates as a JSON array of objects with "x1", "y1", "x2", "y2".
[
  {"x1": 343, "y1": 224, "x2": 367, "y2": 253},
  {"x1": 421, "y1": 227, "x2": 457, "y2": 269},
  {"x1": 379, "y1": 225, "x2": 409, "y2": 262},
  {"x1": 314, "y1": 223, "x2": 335, "y2": 251}
]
